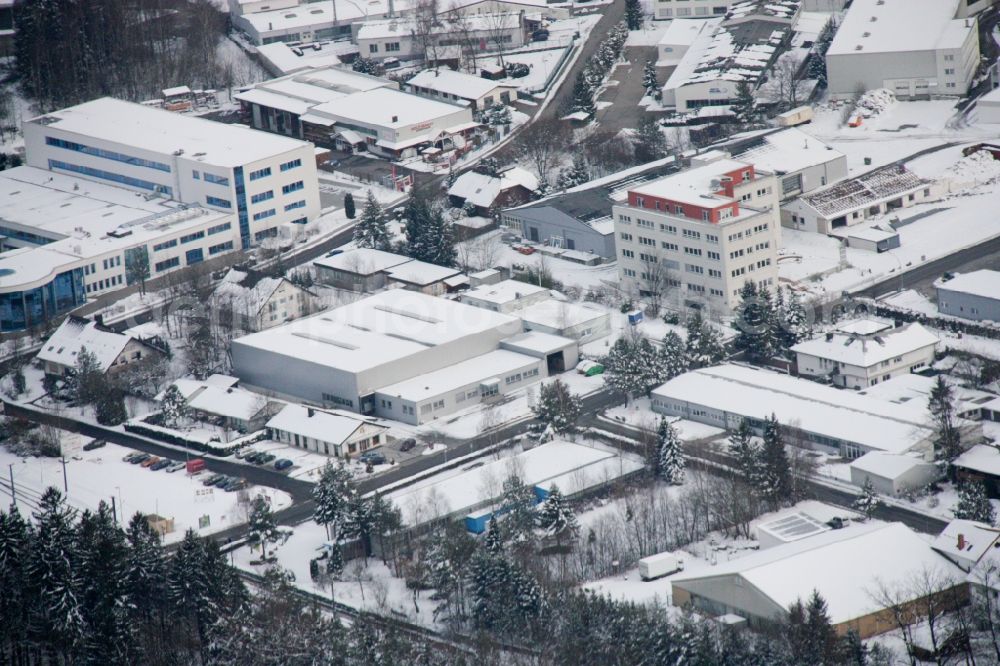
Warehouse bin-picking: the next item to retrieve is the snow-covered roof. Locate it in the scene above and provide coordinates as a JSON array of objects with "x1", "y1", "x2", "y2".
[
  {"x1": 652, "y1": 364, "x2": 935, "y2": 454},
  {"x1": 725, "y1": 0, "x2": 800, "y2": 20},
  {"x1": 673, "y1": 522, "x2": 963, "y2": 625},
  {"x1": 376, "y1": 349, "x2": 538, "y2": 402},
  {"x1": 462, "y1": 279, "x2": 550, "y2": 306},
  {"x1": 232, "y1": 289, "x2": 523, "y2": 373},
  {"x1": 500, "y1": 331, "x2": 576, "y2": 355},
  {"x1": 733, "y1": 128, "x2": 845, "y2": 176},
  {"x1": 310, "y1": 87, "x2": 469, "y2": 130},
  {"x1": 408, "y1": 68, "x2": 514, "y2": 100},
  {"x1": 935, "y1": 269, "x2": 1000, "y2": 302},
  {"x1": 29, "y1": 98, "x2": 311, "y2": 168},
  {"x1": 932, "y1": 519, "x2": 1000, "y2": 569},
  {"x1": 241, "y1": 0, "x2": 412, "y2": 34},
  {"x1": 850, "y1": 452, "x2": 933, "y2": 480},
  {"x1": 790, "y1": 322, "x2": 939, "y2": 368},
  {"x1": 827, "y1": 0, "x2": 971, "y2": 57},
  {"x1": 384, "y1": 260, "x2": 461, "y2": 286},
  {"x1": 266, "y1": 403, "x2": 376, "y2": 444},
  {"x1": 211, "y1": 274, "x2": 296, "y2": 316},
  {"x1": 37, "y1": 317, "x2": 136, "y2": 371},
  {"x1": 954, "y1": 444, "x2": 1000, "y2": 476},
  {"x1": 448, "y1": 167, "x2": 539, "y2": 208},
  {"x1": 658, "y1": 17, "x2": 723, "y2": 48},
  {"x1": 313, "y1": 248, "x2": 413, "y2": 275},
  {"x1": 798, "y1": 164, "x2": 931, "y2": 218},
  {"x1": 520, "y1": 300, "x2": 609, "y2": 330},
  {"x1": 183, "y1": 384, "x2": 270, "y2": 421},
  {"x1": 845, "y1": 225, "x2": 899, "y2": 243},
  {"x1": 756, "y1": 512, "x2": 830, "y2": 544},
  {"x1": 256, "y1": 41, "x2": 344, "y2": 76},
  {"x1": 837, "y1": 318, "x2": 892, "y2": 335},
  {"x1": 629, "y1": 158, "x2": 754, "y2": 207}
]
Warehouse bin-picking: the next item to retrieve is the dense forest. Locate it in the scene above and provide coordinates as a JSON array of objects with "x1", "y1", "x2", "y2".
[{"x1": 13, "y1": 0, "x2": 231, "y2": 110}]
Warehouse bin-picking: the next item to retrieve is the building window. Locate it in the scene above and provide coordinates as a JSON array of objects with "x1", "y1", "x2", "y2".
[
  {"x1": 204, "y1": 173, "x2": 230, "y2": 186},
  {"x1": 251, "y1": 190, "x2": 274, "y2": 204},
  {"x1": 284, "y1": 200, "x2": 306, "y2": 212},
  {"x1": 369, "y1": 44, "x2": 378, "y2": 53},
  {"x1": 280, "y1": 159, "x2": 302, "y2": 172},
  {"x1": 206, "y1": 196, "x2": 231, "y2": 209},
  {"x1": 386, "y1": 42, "x2": 400, "y2": 52},
  {"x1": 45, "y1": 137, "x2": 170, "y2": 172},
  {"x1": 249, "y1": 167, "x2": 271, "y2": 181},
  {"x1": 154, "y1": 257, "x2": 180, "y2": 272},
  {"x1": 207, "y1": 222, "x2": 232, "y2": 235},
  {"x1": 48, "y1": 160, "x2": 172, "y2": 195},
  {"x1": 180, "y1": 231, "x2": 205, "y2": 244},
  {"x1": 253, "y1": 208, "x2": 276, "y2": 221},
  {"x1": 209, "y1": 241, "x2": 234, "y2": 255},
  {"x1": 282, "y1": 181, "x2": 304, "y2": 195}
]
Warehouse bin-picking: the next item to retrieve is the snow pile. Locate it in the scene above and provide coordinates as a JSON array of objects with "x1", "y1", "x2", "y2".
[
  {"x1": 853, "y1": 88, "x2": 895, "y2": 119},
  {"x1": 946, "y1": 149, "x2": 1000, "y2": 185}
]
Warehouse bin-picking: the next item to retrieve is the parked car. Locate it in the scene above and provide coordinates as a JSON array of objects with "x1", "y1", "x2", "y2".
[
  {"x1": 224, "y1": 479, "x2": 247, "y2": 492},
  {"x1": 83, "y1": 439, "x2": 106, "y2": 451},
  {"x1": 274, "y1": 459, "x2": 294, "y2": 471},
  {"x1": 399, "y1": 438, "x2": 417, "y2": 452},
  {"x1": 359, "y1": 451, "x2": 387, "y2": 465},
  {"x1": 130, "y1": 453, "x2": 151, "y2": 465},
  {"x1": 140, "y1": 456, "x2": 161, "y2": 468},
  {"x1": 212, "y1": 475, "x2": 232, "y2": 488},
  {"x1": 122, "y1": 452, "x2": 142, "y2": 462},
  {"x1": 325, "y1": 248, "x2": 344, "y2": 258},
  {"x1": 258, "y1": 453, "x2": 277, "y2": 465},
  {"x1": 202, "y1": 473, "x2": 224, "y2": 486},
  {"x1": 235, "y1": 448, "x2": 255, "y2": 460},
  {"x1": 166, "y1": 461, "x2": 186, "y2": 473},
  {"x1": 150, "y1": 458, "x2": 172, "y2": 471}
]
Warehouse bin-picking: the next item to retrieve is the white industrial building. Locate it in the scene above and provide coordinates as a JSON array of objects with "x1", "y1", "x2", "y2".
[
  {"x1": 791, "y1": 319, "x2": 939, "y2": 389},
  {"x1": 355, "y1": 13, "x2": 526, "y2": 63},
  {"x1": 407, "y1": 69, "x2": 518, "y2": 112},
  {"x1": 236, "y1": 67, "x2": 477, "y2": 159},
  {"x1": 825, "y1": 0, "x2": 980, "y2": 100},
  {"x1": 731, "y1": 128, "x2": 848, "y2": 203},
  {"x1": 461, "y1": 279, "x2": 551, "y2": 313},
  {"x1": 657, "y1": 18, "x2": 724, "y2": 65},
  {"x1": 23, "y1": 97, "x2": 321, "y2": 250},
  {"x1": 519, "y1": 300, "x2": 611, "y2": 343},
  {"x1": 651, "y1": 363, "x2": 937, "y2": 460},
  {"x1": 231, "y1": 0, "x2": 410, "y2": 45},
  {"x1": 782, "y1": 164, "x2": 935, "y2": 234},
  {"x1": 231, "y1": 289, "x2": 580, "y2": 423},
  {"x1": 255, "y1": 41, "x2": 348, "y2": 76},
  {"x1": 935, "y1": 269, "x2": 1000, "y2": 322},
  {"x1": 613, "y1": 152, "x2": 781, "y2": 312}
]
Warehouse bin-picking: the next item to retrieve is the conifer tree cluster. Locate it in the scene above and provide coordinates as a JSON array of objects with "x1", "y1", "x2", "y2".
[
  {"x1": 732, "y1": 282, "x2": 811, "y2": 363},
  {"x1": 655, "y1": 417, "x2": 685, "y2": 485},
  {"x1": 730, "y1": 415, "x2": 794, "y2": 510},
  {"x1": 402, "y1": 194, "x2": 457, "y2": 267},
  {"x1": 533, "y1": 378, "x2": 583, "y2": 435},
  {"x1": 571, "y1": 23, "x2": 629, "y2": 118},
  {"x1": 954, "y1": 480, "x2": 996, "y2": 525},
  {"x1": 353, "y1": 190, "x2": 393, "y2": 251}
]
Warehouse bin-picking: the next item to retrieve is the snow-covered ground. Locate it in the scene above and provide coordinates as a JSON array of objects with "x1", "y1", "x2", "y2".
[
  {"x1": 0, "y1": 435, "x2": 291, "y2": 544},
  {"x1": 601, "y1": 398, "x2": 726, "y2": 442}
]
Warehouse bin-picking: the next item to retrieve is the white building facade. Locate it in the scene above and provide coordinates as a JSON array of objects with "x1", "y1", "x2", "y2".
[{"x1": 613, "y1": 154, "x2": 781, "y2": 313}]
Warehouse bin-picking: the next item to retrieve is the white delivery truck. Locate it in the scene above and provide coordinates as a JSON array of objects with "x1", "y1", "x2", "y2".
[
  {"x1": 776, "y1": 105, "x2": 814, "y2": 127},
  {"x1": 638, "y1": 552, "x2": 684, "y2": 581}
]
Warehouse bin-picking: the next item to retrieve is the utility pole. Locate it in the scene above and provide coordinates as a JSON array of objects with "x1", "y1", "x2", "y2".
[
  {"x1": 61, "y1": 457, "x2": 68, "y2": 493},
  {"x1": 8, "y1": 464, "x2": 15, "y2": 508},
  {"x1": 111, "y1": 495, "x2": 118, "y2": 523}
]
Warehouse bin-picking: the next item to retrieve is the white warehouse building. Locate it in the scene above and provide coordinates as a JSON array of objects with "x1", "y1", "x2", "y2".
[
  {"x1": 825, "y1": 0, "x2": 980, "y2": 100},
  {"x1": 23, "y1": 97, "x2": 321, "y2": 250}
]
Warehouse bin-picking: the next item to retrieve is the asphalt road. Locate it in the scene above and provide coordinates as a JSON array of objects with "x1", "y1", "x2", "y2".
[{"x1": 594, "y1": 45, "x2": 660, "y2": 131}]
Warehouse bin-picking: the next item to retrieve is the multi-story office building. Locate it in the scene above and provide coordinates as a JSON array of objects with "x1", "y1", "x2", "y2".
[
  {"x1": 23, "y1": 97, "x2": 321, "y2": 249},
  {"x1": 612, "y1": 153, "x2": 780, "y2": 313}
]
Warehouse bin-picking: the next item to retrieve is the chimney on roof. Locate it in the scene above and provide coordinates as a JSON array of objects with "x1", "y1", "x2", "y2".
[
  {"x1": 958, "y1": 533, "x2": 966, "y2": 551},
  {"x1": 825, "y1": 332, "x2": 834, "y2": 342},
  {"x1": 392, "y1": 115, "x2": 398, "y2": 123},
  {"x1": 307, "y1": 407, "x2": 315, "y2": 417}
]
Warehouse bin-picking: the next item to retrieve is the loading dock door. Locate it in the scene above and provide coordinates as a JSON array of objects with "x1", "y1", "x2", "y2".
[{"x1": 546, "y1": 351, "x2": 565, "y2": 374}]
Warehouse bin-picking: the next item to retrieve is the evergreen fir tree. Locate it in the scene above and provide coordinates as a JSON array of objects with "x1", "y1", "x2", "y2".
[
  {"x1": 733, "y1": 282, "x2": 777, "y2": 364},
  {"x1": 475, "y1": 157, "x2": 501, "y2": 178},
  {"x1": 759, "y1": 414, "x2": 792, "y2": 508},
  {"x1": 160, "y1": 384, "x2": 188, "y2": 429},
  {"x1": 637, "y1": 336, "x2": 666, "y2": 395},
  {"x1": 536, "y1": 485, "x2": 578, "y2": 546},
  {"x1": 500, "y1": 475, "x2": 537, "y2": 551},
  {"x1": 313, "y1": 462, "x2": 354, "y2": 540},
  {"x1": 729, "y1": 419, "x2": 761, "y2": 487},
  {"x1": 122, "y1": 511, "x2": 167, "y2": 630},
  {"x1": 655, "y1": 417, "x2": 685, "y2": 485},
  {"x1": 0, "y1": 505, "x2": 31, "y2": 661},
  {"x1": 326, "y1": 544, "x2": 344, "y2": 578},
  {"x1": 31, "y1": 487, "x2": 85, "y2": 660},
  {"x1": 167, "y1": 529, "x2": 211, "y2": 643},
  {"x1": 642, "y1": 60, "x2": 659, "y2": 97},
  {"x1": 570, "y1": 71, "x2": 596, "y2": 118},
  {"x1": 805, "y1": 590, "x2": 843, "y2": 665},
  {"x1": 354, "y1": 190, "x2": 392, "y2": 250},
  {"x1": 533, "y1": 378, "x2": 582, "y2": 434},
  {"x1": 603, "y1": 337, "x2": 647, "y2": 404},
  {"x1": 853, "y1": 477, "x2": 880, "y2": 520},
  {"x1": 343, "y1": 192, "x2": 356, "y2": 219},
  {"x1": 660, "y1": 330, "x2": 689, "y2": 380},
  {"x1": 685, "y1": 310, "x2": 726, "y2": 369},
  {"x1": 928, "y1": 376, "x2": 962, "y2": 463},
  {"x1": 625, "y1": 0, "x2": 642, "y2": 30},
  {"x1": 734, "y1": 79, "x2": 756, "y2": 125},
  {"x1": 777, "y1": 287, "x2": 811, "y2": 352},
  {"x1": 95, "y1": 387, "x2": 128, "y2": 426},
  {"x1": 249, "y1": 496, "x2": 279, "y2": 555},
  {"x1": 634, "y1": 116, "x2": 668, "y2": 163},
  {"x1": 954, "y1": 480, "x2": 996, "y2": 525},
  {"x1": 484, "y1": 516, "x2": 504, "y2": 555},
  {"x1": 69, "y1": 346, "x2": 103, "y2": 405},
  {"x1": 77, "y1": 502, "x2": 129, "y2": 664}
]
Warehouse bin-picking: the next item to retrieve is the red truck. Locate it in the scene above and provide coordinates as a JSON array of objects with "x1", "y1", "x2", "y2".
[{"x1": 186, "y1": 458, "x2": 206, "y2": 474}]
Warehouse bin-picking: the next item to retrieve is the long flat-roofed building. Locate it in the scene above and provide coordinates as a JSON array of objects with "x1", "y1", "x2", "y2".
[
  {"x1": 23, "y1": 97, "x2": 321, "y2": 249},
  {"x1": 613, "y1": 152, "x2": 780, "y2": 312},
  {"x1": 651, "y1": 363, "x2": 938, "y2": 460}
]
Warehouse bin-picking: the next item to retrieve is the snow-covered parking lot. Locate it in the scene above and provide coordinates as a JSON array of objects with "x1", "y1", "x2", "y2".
[{"x1": 0, "y1": 433, "x2": 291, "y2": 544}]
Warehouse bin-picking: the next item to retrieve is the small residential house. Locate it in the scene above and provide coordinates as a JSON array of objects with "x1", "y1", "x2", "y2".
[
  {"x1": 266, "y1": 403, "x2": 388, "y2": 458},
  {"x1": 37, "y1": 316, "x2": 166, "y2": 377},
  {"x1": 461, "y1": 279, "x2": 551, "y2": 313},
  {"x1": 936, "y1": 270, "x2": 1000, "y2": 322},
  {"x1": 210, "y1": 270, "x2": 313, "y2": 332},
  {"x1": 932, "y1": 519, "x2": 1000, "y2": 572},
  {"x1": 954, "y1": 444, "x2": 1000, "y2": 498},
  {"x1": 849, "y1": 452, "x2": 941, "y2": 496},
  {"x1": 313, "y1": 248, "x2": 413, "y2": 292},
  {"x1": 384, "y1": 260, "x2": 463, "y2": 296},
  {"x1": 407, "y1": 69, "x2": 517, "y2": 112},
  {"x1": 671, "y1": 522, "x2": 967, "y2": 638},
  {"x1": 448, "y1": 167, "x2": 539, "y2": 216},
  {"x1": 169, "y1": 376, "x2": 281, "y2": 432},
  {"x1": 791, "y1": 319, "x2": 939, "y2": 389},
  {"x1": 782, "y1": 164, "x2": 936, "y2": 234}
]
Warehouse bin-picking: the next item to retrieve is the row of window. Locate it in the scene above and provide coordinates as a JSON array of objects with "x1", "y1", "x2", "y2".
[
  {"x1": 206, "y1": 195, "x2": 231, "y2": 209},
  {"x1": 180, "y1": 231, "x2": 205, "y2": 244},
  {"x1": 155, "y1": 257, "x2": 180, "y2": 272},
  {"x1": 153, "y1": 239, "x2": 177, "y2": 252},
  {"x1": 204, "y1": 172, "x2": 230, "y2": 186},
  {"x1": 86, "y1": 274, "x2": 123, "y2": 292},
  {"x1": 280, "y1": 158, "x2": 302, "y2": 172},
  {"x1": 209, "y1": 241, "x2": 234, "y2": 255},
  {"x1": 208, "y1": 222, "x2": 231, "y2": 235},
  {"x1": 249, "y1": 166, "x2": 272, "y2": 181},
  {"x1": 284, "y1": 200, "x2": 306, "y2": 212},
  {"x1": 282, "y1": 181, "x2": 304, "y2": 195},
  {"x1": 46, "y1": 137, "x2": 170, "y2": 172},
  {"x1": 253, "y1": 208, "x2": 276, "y2": 221},
  {"x1": 251, "y1": 190, "x2": 274, "y2": 204},
  {"x1": 728, "y1": 223, "x2": 768, "y2": 242},
  {"x1": 49, "y1": 160, "x2": 172, "y2": 195},
  {"x1": 322, "y1": 393, "x2": 354, "y2": 408}
]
